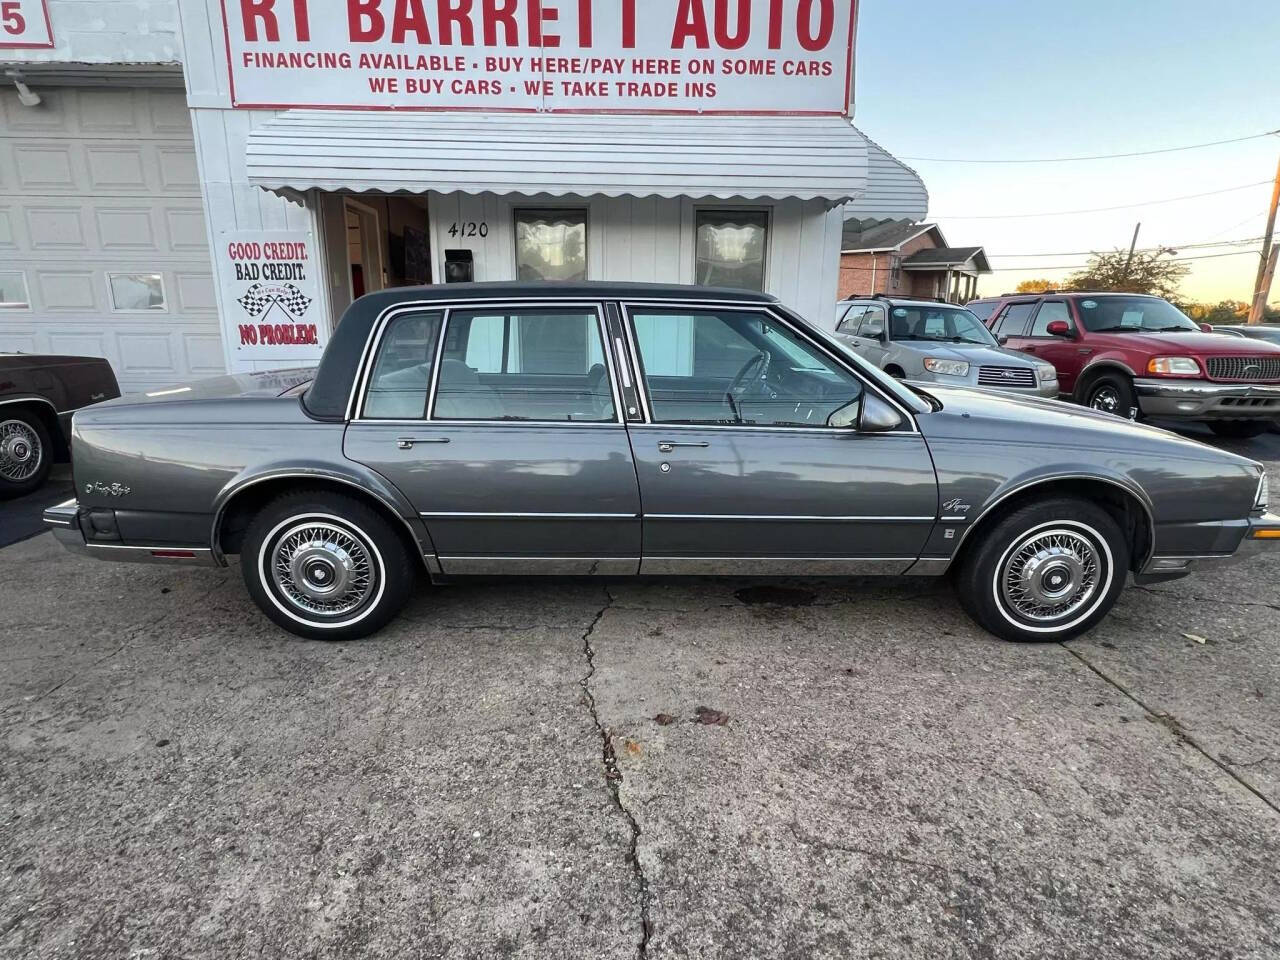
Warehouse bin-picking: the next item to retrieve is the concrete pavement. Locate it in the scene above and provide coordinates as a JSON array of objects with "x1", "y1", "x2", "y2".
[{"x1": 1, "y1": 448, "x2": 1278, "y2": 958}]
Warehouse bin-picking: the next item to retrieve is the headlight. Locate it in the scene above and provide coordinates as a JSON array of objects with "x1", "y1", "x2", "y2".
[
  {"x1": 1037, "y1": 364, "x2": 1058, "y2": 382},
  {"x1": 1147, "y1": 356, "x2": 1201, "y2": 376},
  {"x1": 1257, "y1": 472, "x2": 1270, "y2": 511},
  {"x1": 923, "y1": 358, "x2": 970, "y2": 377}
]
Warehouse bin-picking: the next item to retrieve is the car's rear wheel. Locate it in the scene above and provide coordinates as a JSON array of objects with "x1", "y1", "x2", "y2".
[
  {"x1": 241, "y1": 490, "x2": 415, "y2": 640},
  {"x1": 1082, "y1": 373, "x2": 1138, "y2": 420},
  {"x1": 1208, "y1": 420, "x2": 1269, "y2": 439},
  {"x1": 955, "y1": 497, "x2": 1129, "y2": 643},
  {"x1": 0, "y1": 411, "x2": 51, "y2": 500}
]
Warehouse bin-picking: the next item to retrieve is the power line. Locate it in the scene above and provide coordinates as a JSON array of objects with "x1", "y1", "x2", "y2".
[
  {"x1": 987, "y1": 250, "x2": 1261, "y2": 272},
  {"x1": 986, "y1": 236, "x2": 1264, "y2": 258},
  {"x1": 902, "y1": 128, "x2": 1280, "y2": 164},
  {"x1": 935, "y1": 180, "x2": 1273, "y2": 219}
]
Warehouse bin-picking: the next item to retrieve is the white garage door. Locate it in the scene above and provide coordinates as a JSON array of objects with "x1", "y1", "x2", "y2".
[{"x1": 0, "y1": 86, "x2": 223, "y2": 394}]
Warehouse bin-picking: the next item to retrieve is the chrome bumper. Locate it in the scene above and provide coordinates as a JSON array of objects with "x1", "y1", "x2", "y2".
[
  {"x1": 1133, "y1": 378, "x2": 1280, "y2": 419},
  {"x1": 41, "y1": 499, "x2": 218, "y2": 566}
]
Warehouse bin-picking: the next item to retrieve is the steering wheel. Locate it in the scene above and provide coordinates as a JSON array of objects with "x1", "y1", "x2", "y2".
[{"x1": 725, "y1": 352, "x2": 773, "y2": 417}]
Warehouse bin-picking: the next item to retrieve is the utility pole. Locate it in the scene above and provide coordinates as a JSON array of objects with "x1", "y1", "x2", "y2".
[
  {"x1": 1248, "y1": 151, "x2": 1280, "y2": 324},
  {"x1": 1122, "y1": 222, "x2": 1141, "y2": 283}
]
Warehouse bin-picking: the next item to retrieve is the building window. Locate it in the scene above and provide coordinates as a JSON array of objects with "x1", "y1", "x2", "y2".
[
  {"x1": 889, "y1": 256, "x2": 903, "y2": 289},
  {"x1": 515, "y1": 209, "x2": 587, "y2": 282},
  {"x1": 108, "y1": 273, "x2": 166, "y2": 311},
  {"x1": 695, "y1": 210, "x2": 768, "y2": 291},
  {"x1": 0, "y1": 271, "x2": 30, "y2": 309}
]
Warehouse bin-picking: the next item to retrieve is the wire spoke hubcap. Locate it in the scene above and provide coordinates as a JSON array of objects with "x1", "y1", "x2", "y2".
[
  {"x1": 1001, "y1": 529, "x2": 1102, "y2": 623},
  {"x1": 0, "y1": 419, "x2": 42, "y2": 482},
  {"x1": 271, "y1": 522, "x2": 374, "y2": 617}
]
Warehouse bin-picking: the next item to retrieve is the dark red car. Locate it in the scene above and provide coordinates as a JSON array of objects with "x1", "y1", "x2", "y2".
[{"x1": 968, "y1": 292, "x2": 1280, "y2": 438}]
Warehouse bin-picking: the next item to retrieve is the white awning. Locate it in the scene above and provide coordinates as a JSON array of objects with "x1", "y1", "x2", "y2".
[
  {"x1": 840, "y1": 132, "x2": 929, "y2": 221},
  {"x1": 244, "y1": 111, "x2": 873, "y2": 206}
]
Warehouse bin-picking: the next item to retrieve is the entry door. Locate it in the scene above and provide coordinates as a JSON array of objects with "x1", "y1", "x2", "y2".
[
  {"x1": 622, "y1": 304, "x2": 939, "y2": 574},
  {"x1": 343, "y1": 303, "x2": 641, "y2": 574}
]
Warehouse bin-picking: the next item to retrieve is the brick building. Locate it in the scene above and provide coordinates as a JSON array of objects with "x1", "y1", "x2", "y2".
[{"x1": 838, "y1": 219, "x2": 990, "y2": 303}]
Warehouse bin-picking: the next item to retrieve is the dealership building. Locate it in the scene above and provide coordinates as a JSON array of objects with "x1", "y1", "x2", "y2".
[{"x1": 1, "y1": 0, "x2": 927, "y2": 392}]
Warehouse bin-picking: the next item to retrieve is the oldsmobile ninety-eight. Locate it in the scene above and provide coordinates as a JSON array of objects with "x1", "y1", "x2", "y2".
[{"x1": 44, "y1": 283, "x2": 1279, "y2": 642}]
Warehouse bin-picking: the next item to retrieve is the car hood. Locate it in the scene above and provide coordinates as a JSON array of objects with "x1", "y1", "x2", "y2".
[
  {"x1": 899, "y1": 342, "x2": 1042, "y2": 366},
  {"x1": 1088, "y1": 330, "x2": 1280, "y2": 356},
  {"x1": 916, "y1": 383, "x2": 1260, "y2": 467},
  {"x1": 100, "y1": 368, "x2": 316, "y2": 407}
]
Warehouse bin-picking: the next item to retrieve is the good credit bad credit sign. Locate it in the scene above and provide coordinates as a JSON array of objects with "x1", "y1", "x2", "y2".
[
  {"x1": 221, "y1": 0, "x2": 856, "y2": 114},
  {"x1": 219, "y1": 231, "x2": 326, "y2": 363}
]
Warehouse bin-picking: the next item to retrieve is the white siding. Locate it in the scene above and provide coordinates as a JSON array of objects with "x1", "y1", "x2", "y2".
[
  {"x1": 425, "y1": 192, "x2": 840, "y2": 328},
  {"x1": 1, "y1": 0, "x2": 182, "y2": 65}
]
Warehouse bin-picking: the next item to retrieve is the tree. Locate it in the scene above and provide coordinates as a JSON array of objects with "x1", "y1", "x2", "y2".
[
  {"x1": 1015, "y1": 279, "x2": 1060, "y2": 293},
  {"x1": 1065, "y1": 246, "x2": 1189, "y2": 299}
]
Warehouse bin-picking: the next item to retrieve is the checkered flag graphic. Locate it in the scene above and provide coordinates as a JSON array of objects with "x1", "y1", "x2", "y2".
[
  {"x1": 237, "y1": 283, "x2": 273, "y2": 318},
  {"x1": 277, "y1": 283, "x2": 313, "y2": 318}
]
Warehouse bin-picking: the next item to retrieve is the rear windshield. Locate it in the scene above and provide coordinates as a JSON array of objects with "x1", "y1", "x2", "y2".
[{"x1": 1075, "y1": 297, "x2": 1198, "y2": 333}]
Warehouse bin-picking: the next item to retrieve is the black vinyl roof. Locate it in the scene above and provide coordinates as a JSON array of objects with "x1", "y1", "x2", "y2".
[{"x1": 304, "y1": 282, "x2": 777, "y2": 420}]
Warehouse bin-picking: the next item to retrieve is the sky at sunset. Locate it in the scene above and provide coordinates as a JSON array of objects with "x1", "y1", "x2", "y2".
[{"x1": 852, "y1": 0, "x2": 1280, "y2": 304}]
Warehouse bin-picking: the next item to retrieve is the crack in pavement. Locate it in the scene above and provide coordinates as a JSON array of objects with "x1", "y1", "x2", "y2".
[
  {"x1": 1061, "y1": 643, "x2": 1280, "y2": 817},
  {"x1": 580, "y1": 587, "x2": 652, "y2": 959}
]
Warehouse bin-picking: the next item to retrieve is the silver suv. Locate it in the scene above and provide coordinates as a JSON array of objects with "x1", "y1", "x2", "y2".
[{"x1": 834, "y1": 297, "x2": 1059, "y2": 398}]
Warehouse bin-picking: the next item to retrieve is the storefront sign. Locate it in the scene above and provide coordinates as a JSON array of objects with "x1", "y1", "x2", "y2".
[
  {"x1": 220, "y1": 0, "x2": 856, "y2": 114},
  {"x1": 219, "y1": 231, "x2": 326, "y2": 363},
  {"x1": 0, "y1": 0, "x2": 53, "y2": 48}
]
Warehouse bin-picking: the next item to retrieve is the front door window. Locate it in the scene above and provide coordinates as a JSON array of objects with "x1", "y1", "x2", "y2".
[{"x1": 629, "y1": 307, "x2": 863, "y2": 428}]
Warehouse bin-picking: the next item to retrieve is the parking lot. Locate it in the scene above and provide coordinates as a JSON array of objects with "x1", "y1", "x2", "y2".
[{"x1": 2, "y1": 430, "x2": 1278, "y2": 959}]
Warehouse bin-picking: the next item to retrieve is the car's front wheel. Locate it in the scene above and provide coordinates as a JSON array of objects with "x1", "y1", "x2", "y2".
[
  {"x1": 955, "y1": 497, "x2": 1129, "y2": 643},
  {"x1": 241, "y1": 490, "x2": 415, "y2": 640},
  {"x1": 1082, "y1": 373, "x2": 1138, "y2": 420},
  {"x1": 0, "y1": 410, "x2": 51, "y2": 500}
]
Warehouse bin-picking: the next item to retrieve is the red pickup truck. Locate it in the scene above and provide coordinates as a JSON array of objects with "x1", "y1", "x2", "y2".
[{"x1": 968, "y1": 292, "x2": 1280, "y2": 438}]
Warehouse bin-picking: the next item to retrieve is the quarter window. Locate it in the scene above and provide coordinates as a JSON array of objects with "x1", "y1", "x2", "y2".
[
  {"x1": 629, "y1": 308, "x2": 864, "y2": 428},
  {"x1": 515, "y1": 209, "x2": 588, "y2": 282},
  {"x1": 695, "y1": 210, "x2": 768, "y2": 291},
  {"x1": 434, "y1": 308, "x2": 615, "y2": 422},
  {"x1": 1030, "y1": 300, "x2": 1072, "y2": 336},
  {"x1": 363, "y1": 311, "x2": 443, "y2": 419},
  {"x1": 0, "y1": 271, "x2": 29, "y2": 309}
]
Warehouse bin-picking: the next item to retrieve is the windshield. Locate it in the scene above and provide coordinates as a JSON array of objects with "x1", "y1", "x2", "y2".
[
  {"x1": 1075, "y1": 296, "x2": 1199, "y2": 333},
  {"x1": 888, "y1": 306, "x2": 998, "y2": 346}
]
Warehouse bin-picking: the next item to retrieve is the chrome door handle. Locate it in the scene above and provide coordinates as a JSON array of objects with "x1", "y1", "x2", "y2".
[
  {"x1": 397, "y1": 437, "x2": 450, "y2": 450},
  {"x1": 657, "y1": 440, "x2": 710, "y2": 453}
]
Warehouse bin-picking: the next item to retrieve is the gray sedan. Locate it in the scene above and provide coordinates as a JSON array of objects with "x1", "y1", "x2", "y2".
[
  {"x1": 43, "y1": 282, "x2": 1279, "y2": 644},
  {"x1": 834, "y1": 297, "x2": 1059, "y2": 397}
]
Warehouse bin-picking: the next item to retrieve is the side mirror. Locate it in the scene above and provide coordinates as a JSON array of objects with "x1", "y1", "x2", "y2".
[
  {"x1": 863, "y1": 320, "x2": 885, "y2": 339},
  {"x1": 857, "y1": 393, "x2": 904, "y2": 433},
  {"x1": 1199, "y1": 323, "x2": 1213, "y2": 333},
  {"x1": 997, "y1": 334, "x2": 1009, "y2": 345},
  {"x1": 1045, "y1": 320, "x2": 1072, "y2": 338}
]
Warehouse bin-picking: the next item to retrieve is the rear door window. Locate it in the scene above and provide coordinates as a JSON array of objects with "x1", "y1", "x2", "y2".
[
  {"x1": 992, "y1": 302, "x2": 1037, "y2": 337},
  {"x1": 432, "y1": 307, "x2": 616, "y2": 422}
]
